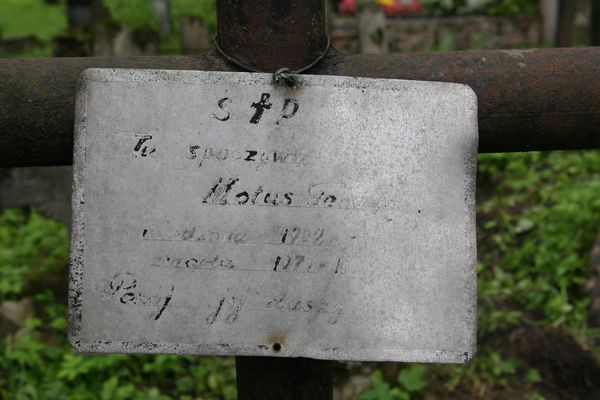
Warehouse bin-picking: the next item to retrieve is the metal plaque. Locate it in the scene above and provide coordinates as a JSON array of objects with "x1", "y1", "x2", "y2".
[{"x1": 69, "y1": 69, "x2": 478, "y2": 363}]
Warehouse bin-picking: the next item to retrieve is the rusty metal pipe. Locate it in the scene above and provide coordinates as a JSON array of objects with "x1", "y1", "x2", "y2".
[
  {"x1": 1, "y1": 47, "x2": 600, "y2": 167},
  {"x1": 215, "y1": 0, "x2": 328, "y2": 72},
  {"x1": 323, "y1": 47, "x2": 600, "y2": 154}
]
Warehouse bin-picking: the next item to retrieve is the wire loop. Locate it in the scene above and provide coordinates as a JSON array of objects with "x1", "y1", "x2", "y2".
[{"x1": 212, "y1": 36, "x2": 331, "y2": 88}]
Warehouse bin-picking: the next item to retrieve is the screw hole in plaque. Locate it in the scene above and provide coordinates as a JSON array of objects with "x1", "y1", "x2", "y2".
[{"x1": 272, "y1": 342, "x2": 282, "y2": 353}]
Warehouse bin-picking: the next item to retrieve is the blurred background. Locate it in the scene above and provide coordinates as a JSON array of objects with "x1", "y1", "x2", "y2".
[{"x1": 2, "y1": 1, "x2": 600, "y2": 399}]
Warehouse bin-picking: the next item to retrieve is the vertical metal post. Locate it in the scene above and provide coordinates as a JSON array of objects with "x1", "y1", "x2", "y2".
[
  {"x1": 215, "y1": 0, "x2": 328, "y2": 72},
  {"x1": 555, "y1": 0, "x2": 576, "y2": 47},
  {"x1": 236, "y1": 358, "x2": 333, "y2": 400},
  {"x1": 213, "y1": 1, "x2": 334, "y2": 398},
  {"x1": 592, "y1": 0, "x2": 600, "y2": 46}
]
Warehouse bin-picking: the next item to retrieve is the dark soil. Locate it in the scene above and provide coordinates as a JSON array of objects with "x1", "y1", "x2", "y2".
[{"x1": 506, "y1": 326, "x2": 600, "y2": 400}]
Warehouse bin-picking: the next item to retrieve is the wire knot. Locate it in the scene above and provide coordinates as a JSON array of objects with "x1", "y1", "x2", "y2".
[{"x1": 273, "y1": 68, "x2": 298, "y2": 88}]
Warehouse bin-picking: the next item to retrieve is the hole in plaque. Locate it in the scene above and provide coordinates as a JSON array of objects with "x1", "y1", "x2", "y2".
[{"x1": 272, "y1": 342, "x2": 282, "y2": 353}]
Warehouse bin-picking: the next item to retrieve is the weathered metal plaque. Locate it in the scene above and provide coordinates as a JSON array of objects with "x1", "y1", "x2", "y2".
[{"x1": 69, "y1": 69, "x2": 478, "y2": 363}]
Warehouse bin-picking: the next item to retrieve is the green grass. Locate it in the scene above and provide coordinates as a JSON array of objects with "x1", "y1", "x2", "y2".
[
  {"x1": 103, "y1": 0, "x2": 217, "y2": 33},
  {"x1": 0, "y1": 0, "x2": 67, "y2": 41},
  {"x1": 0, "y1": 0, "x2": 216, "y2": 57},
  {"x1": 0, "y1": 209, "x2": 68, "y2": 301}
]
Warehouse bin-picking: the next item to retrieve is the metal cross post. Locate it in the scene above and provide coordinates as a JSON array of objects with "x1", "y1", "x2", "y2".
[
  {"x1": 218, "y1": 3, "x2": 335, "y2": 397},
  {"x1": 1, "y1": 1, "x2": 600, "y2": 399},
  {"x1": 236, "y1": 357, "x2": 332, "y2": 400}
]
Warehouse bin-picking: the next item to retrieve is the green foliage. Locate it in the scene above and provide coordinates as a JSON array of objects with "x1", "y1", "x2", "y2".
[
  {"x1": 1, "y1": 318, "x2": 237, "y2": 399},
  {"x1": 104, "y1": 0, "x2": 159, "y2": 30},
  {"x1": 477, "y1": 151, "x2": 600, "y2": 331},
  {"x1": 361, "y1": 371, "x2": 411, "y2": 400},
  {"x1": 104, "y1": 0, "x2": 217, "y2": 33},
  {"x1": 0, "y1": 209, "x2": 236, "y2": 399},
  {"x1": 0, "y1": 209, "x2": 68, "y2": 300},
  {"x1": 420, "y1": 0, "x2": 538, "y2": 16},
  {"x1": 0, "y1": 0, "x2": 217, "y2": 58},
  {"x1": 397, "y1": 365, "x2": 428, "y2": 392},
  {"x1": 0, "y1": 0, "x2": 66, "y2": 56},
  {"x1": 0, "y1": 0, "x2": 67, "y2": 41},
  {"x1": 104, "y1": 0, "x2": 217, "y2": 53},
  {"x1": 171, "y1": 0, "x2": 217, "y2": 33},
  {"x1": 436, "y1": 351, "x2": 520, "y2": 396},
  {"x1": 420, "y1": 0, "x2": 466, "y2": 15},
  {"x1": 486, "y1": 0, "x2": 539, "y2": 16},
  {"x1": 361, "y1": 366, "x2": 429, "y2": 399},
  {"x1": 525, "y1": 368, "x2": 542, "y2": 384},
  {"x1": 448, "y1": 151, "x2": 600, "y2": 396}
]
